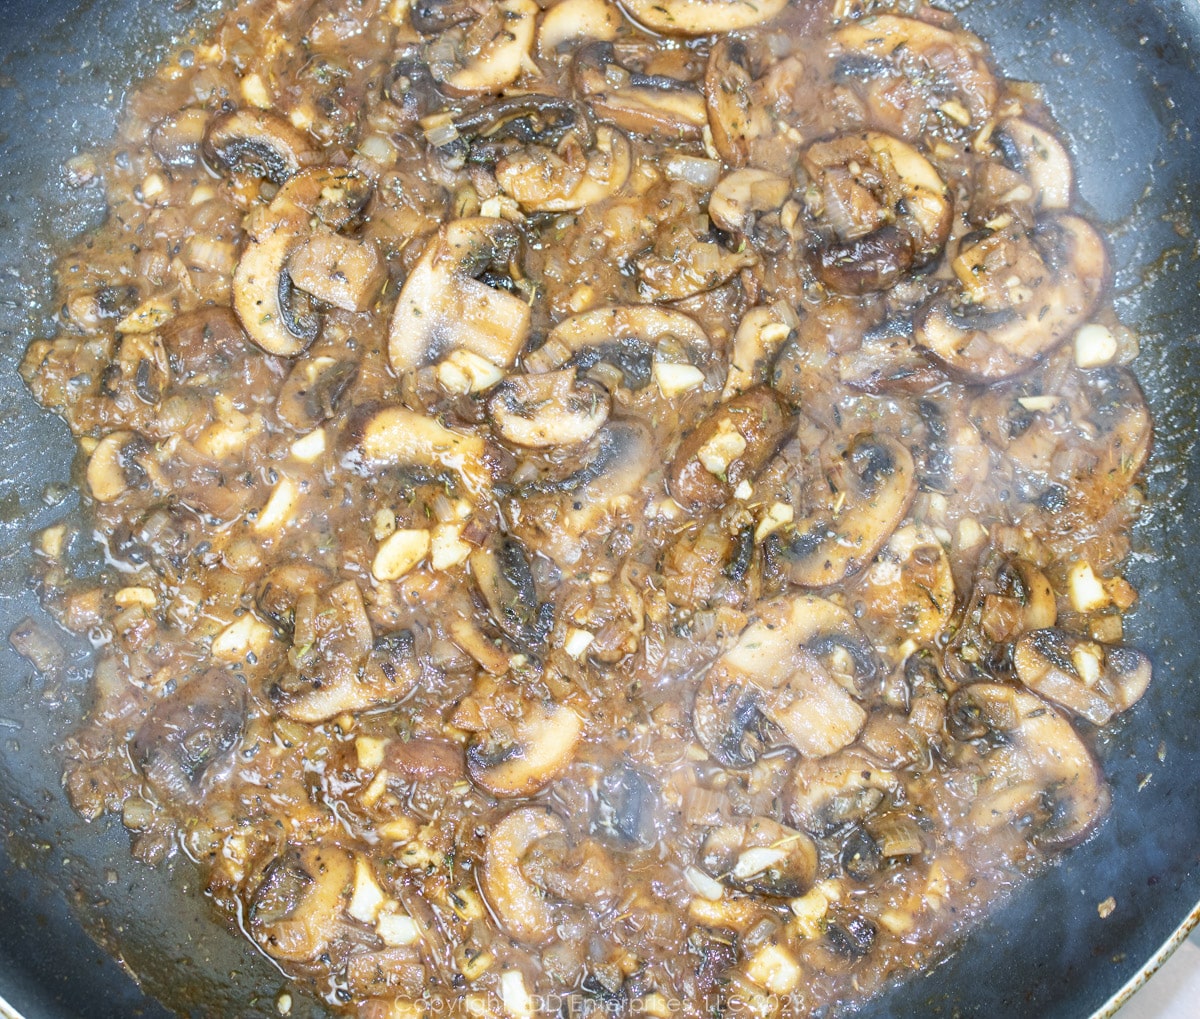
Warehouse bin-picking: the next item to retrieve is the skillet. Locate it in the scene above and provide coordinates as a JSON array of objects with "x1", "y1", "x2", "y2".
[{"x1": 0, "y1": 1, "x2": 1198, "y2": 1016}]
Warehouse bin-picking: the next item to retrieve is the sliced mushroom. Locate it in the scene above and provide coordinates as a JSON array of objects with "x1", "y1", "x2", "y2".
[
  {"x1": 947, "y1": 683, "x2": 1110, "y2": 848},
  {"x1": 467, "y1": 701, "x2": 583, "y2": 797},
  {"x1": 1013, "y1": 629, "x2": 1152, "y2": 727},
  {"x1": 271, "y1": 581, "x2": 423, "y2": 722},
  {"x1": 708, "y1": 169, "x2": 790, "y2": 235},
  {"x1": 352, "y1": 404, "x2": 490, "y2": 499},
  {"x1": 255, "y1": 561, "x2": 331, "y2": 637},
  {"x1": 481, "y1": 807, "x2": 567, "y2": 942},
  {"x1": 487, "y1": 370, "x2": 610, "y2": 449},
  {"x1": 801, "y1": 132, "x2": 952, "y2": 294},
  {"x1": 594, "y1": 765, "x2": 658, "y2": 846},
  {"x1": 971, "y1": 556, "x2": 1058, "y2": 645},
  {"x1": 572, "y1": 42, "x2": 707, "y2": 141},
  {"x1": 132, "y1": 669, "x2": 246, "y2": 806},
  {"x1": 786, "y1": 751, "x2": 899, "y2": 836},
  {"x1": 722, "y1": 305, "x2": 794, "y2": 399},
  {"x1": 857, "y1": 523, "x2": 955, "y2": 649},
  {"x1": 779, "y1": 434, "x2": 917, "y2": 588},
  {"x1": 388, "y1": 217, "x2": 531, "y2": 376},
  {"x1": 832, "y1": 15, "x2": 999, "y2": 128},
  {"x1": 287, "y1": 231, "x2": 386, "y2": 312},
  {"x1": 433, "y1": 0, "x2": 538, "y2": 95},
  {"x1": 203, "y1": 109, "x2": 317, "y2": 184},
  {"x1": 247, "y1": 844, "x2": 355, "y2": 963},
  {"x1": 470, "y1": 532, "x2": 553, "y2": 648},
  {"x1": 520, "y1": 829, "x2": 620, "y2": 911},
  {"x1": 667, "y1": 386, "x2": 793, "y2": 512},
  {"x1": 699, "y1": 817, "x2": 818, "y2": 898},
  {"x1": 233, "y1": 166, "x2": 373, "y2": 356},
  {"x1": 151, "y1": 107, "x2": 211, "y2": 168},
  {"x1": 917, "y1": 214, "x2": 1108, "y2": 380},
  {"x1": 86, "y1": 430, "x2": 154, "y2": 503},
  {"x1": 994, "y1": 117, "x2": 1073, "y2": 212},
  {"x1": 692, "y1": 672, "x2": 770, "y2": 768},
  {"x1": 538, "y1": 0, "x2": 621, "y2": 55},
  {"x1": 527, "y1": 305, "x2": 711, "y2": 377},
  {"x1": 276, "y1": 356, "x2": 358, "y2": 432},
  {"x1": 496, "y1": 125, "x2": 632, "y2": 213},
  {"x1": 704, "y1": 36, "x2": 773, "y2": 168},
  {"x1": 622, "y1": 0, "x2": 788, "y2": 36}
]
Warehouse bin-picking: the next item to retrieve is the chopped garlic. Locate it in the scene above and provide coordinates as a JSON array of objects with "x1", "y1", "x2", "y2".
[
  {"x1": 1072, "y1": 644, "x2": 1104, "y2": 687},
  {"x1": 956, "y1": 516, "x2": 987, "y2": 549},
  {"x1": 358, "y1": 767, "x2": 389, "y2": 808},
  {"x1": 376, "y1": 907, "x2": 421, "y2": 947},
  {"x1": 372, "y1": 528, "x2": 430, "y2": 581},
  {"x1": 697, "y1": 419, "x2": 747, "y2": 476},
  {"x1": 140, "y1": 173, "x2": 166, "y2": 201},
  {"x1": 733, "y1": 480, "x2": 753, "y2": 500},
  {"x1": 500, "y1": 970, "x2": 535, "y2": 1019},
  {"x1": 437, "y1": 349, "x2": 504, "y2": 394},
  {"x1": 653, "y1": 361, "x2": 705, "y2": 398},
  {"x1": 564, "y1": 627, "x2": 595, "y2": 660},
  {"x1": 1017, "y1": 395, "x2": 1058, "y2": 412},
  {"x1": 755, "y1": 502, "x2": 794, "y2": 541},
  {"x1": 1068, "y1": 561, "x2": 1111, "y2": 613},
  {"x1": 211, "y1": 614, "x2": 274, "y2": 661},
  {"x1": 115, "y1": 586, "x2": 157, "y2": 609},
  {"x1": 347, "y1": 857, "x2": 387, "y2": 924},
  {"x1": 289, "y1": 428, "x2": 326, "y2": 462},
  {"x1": 116, "y1": 297, "x2": 172, "y2": 334},
  {"x1": 356, "y1": 736, "x2": 389, "y2": 771},
  {"x1": 746, "y1": 943, "x2": 802, "y2": 995},
  {"x1": 430, "y1": 522, "x2": 472, "y2": 570},
  {"x1": 1074, "y1": 323, "x2": 1118, "y2": 369},
  {"x1": 254, "y1": 477, "x2": 301, "y2": 533},
  {"x1": 240, "y1": 72, "x2": 272, "y2": 108},
  {"x1": 733, "y1": 846, "x2": 787, "y2": 880},
  {"x1": 684, "y1": 866, "x2": 724, "y2": 901}
]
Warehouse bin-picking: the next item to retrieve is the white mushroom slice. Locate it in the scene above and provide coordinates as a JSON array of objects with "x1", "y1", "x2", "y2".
[
  {"x1": 723, "y1": 305, "x2": 794, "y2": 399},
  {"x1": 918, "y1": 214, "x2": 1108, "y2": 380},
  {"x1": 387, "y1": 217, "x2": 531, "y2": 375},
  {"x1": 496, "y1": 126, "x2": 631, "y2": 213},
  {"x1": 708, "y1": 169, "x2": 790, "y2": 235},
  {"x1": 467, "y1": 701, "x2": 583, "y2": 797},
  {"x1": 947, "y1": 683, "x2": 1110, "y2": 848},
  {"x1": 482, "y1": 807, "x2": 567, "y2": 943},
  {"x1": 233, "y1": 166, "x2": 373, "y2": 356},
  {"x1": 288, "y1": 231, "x2": 385, "y2": 312},
  {"x1": 356, "y1": 405, "x2": 491, "y2": 499},
  {"x1": 527, "y1": 305, "x2": 710, "y2": 374},
  {"x1": 757, "y1": 649, "x2": 867, "y2": 760},
  {"x1": 203, "y1": 108, "x2": 317, "y2": 184},
  {"x1": 832, "y1": 15, "x2": 999, "y2": 126},
  {"x1": 995, "y1": 117, "x2": 1073, "y2": 211},
  {"x1": 538, "y1": 0, "x2": 621, "y2": 55},
  {"x1": 622, "y1": 0, "x2": 788, "y2": 36},
  {"x1": 437, "y1": 0, "x2": 538, "y2": 95},
  {"x1": 802, "y1": 132, "x2": 952, "y2": 295},
  {"x1": 1013, "y1": 629, "x2": 1152, "y2": 727},
  {"x1": 857, "y1": 523, "x2": 955, "y2": 648},
  {"x1": 86, "y1": 430, "x2": 143, "y2": 503},
  {"x1": 699, "y1": 817, "x2": 818, "y2": 898},
  {"x1": 246, "y1": 845, "x2": 355, "y2": 963},
  {"x1": 487, "y1": 370, "x2": 610, "y2": 448},
  {"x1": 781, "y1": 434, "x2": 918, "y2": 588},
  {"x1": 550, "y1": 420, "x2": 656, "y2": 541}
]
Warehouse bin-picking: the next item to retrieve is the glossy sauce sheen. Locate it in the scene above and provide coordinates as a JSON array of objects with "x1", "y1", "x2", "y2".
[{"x1": 19, "y1": 0, "x2": 1155, "y2": 1015}]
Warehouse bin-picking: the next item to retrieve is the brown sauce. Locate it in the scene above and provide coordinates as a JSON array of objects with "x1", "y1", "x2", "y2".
[{"x1": 18, "y1": 0, "x2": 1154, "y2": 1015}]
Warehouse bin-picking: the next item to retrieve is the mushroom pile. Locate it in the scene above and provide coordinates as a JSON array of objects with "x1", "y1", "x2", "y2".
[{"x1": 20, "y1": 0, "x2": 1154, "y2": 1015}]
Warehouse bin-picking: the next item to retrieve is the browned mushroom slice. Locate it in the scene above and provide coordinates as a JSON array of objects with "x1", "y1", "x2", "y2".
[
  {"x1": 704, "y1": 36, "x2": 773, "y2": 167},
  {"x1": 255, "y1": 561, "x2": 332, "y2": 637},
  {"x1": 203, "y1": 109, "x2": 317, "y2": 184},
  {"x1": 467, "y1": 702, "x2": 583, "y2": 798},
  {"x1": 572, "y1": 42, "x2": 708, "y2": 141},
  {"x1": 387, "y1": 217, "x2": 530, "y2": 375},
  {"x1": 287, "y1": 231, "x2": 385, "y2": 312},
  {"x1": 132, "y1": 669, "x2": 246, "y2": 806},
  {"x1": 692, "y1": 672, "x2": 769, "y2": 769},
  {"x1": 801, "y1": 132, "x2": 952, "y2": 295},
  {"x1": 469, "y1": 531, "x2": 552, "y2": 649},
  {"x1": 353, "y1": 404, "x2": 491, "y2": 499},
  {"x1": 786, "y1": 751, "x2": 899, "y2": 837},
  {"x1": 487, "y1": 370, "x2": 610, "y2": 449},
  {"x1": 699, "y1": 818, "x2": 818, "y2": 898},
  {"x1": 856, "y1": 523, "x2": 955, "y2": 650},
  {"x1": 432, "y1": 0, "x2": 538, "y2": 95},
  {"x1": 246, "y1": 844, "x2": 355, "y2": 963},
  {"x1": 85, "y1": 430, "x2": 157, "y2": 503},
  {"x1": 233, "y1": 167, "x2": 373, "y2": 356},
  {"x1": 150, "y1": 107, "x2": 211, "y2": 168},
  {"x1": 708, "y1": 169, "x2": 791, "y2": 235},
  {"x1": 994, "y1": 117, "x2": 1074, "y2": 212},
  {"x1": 780, "y1": 434, "x2": 917, "y2": 588},
  {"x1": 496, "y1": 125, "x2": 631, "y2": 213},
  {"x1": 276, "y1": 356, "x2": 358, "y2": 432},
  {"x1": 481, "y1": 807, "x2": 567, "y2": 943},
  {"x1": 722, "y1": 305, "x2": 795, "y2": 399},
  {"x1": 917, "y1": 214, "x2": 1108, "y2": 380},
  {"x1": 947, "y1": 683, "x2": 1111, "y2": 849},
  {"x1": 667, "y1": 386, "x2": 792, "y2": 512},
  {"x1": 832, "y1": 15, "x2": 999, "y2": 128},
  {"x1": 623, "y1": 0, "x2": 787, "y2": 36},
  {"x1": 1013, "y1": 629, "x2": 1152, "y2": 727},
  {"x1": 538, "y1": 0, "x2": 621, "y2": 54}
]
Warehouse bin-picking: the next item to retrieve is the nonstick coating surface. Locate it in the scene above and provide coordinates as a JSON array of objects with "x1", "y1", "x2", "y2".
[{"x1": 1, "y1": 2, "x2": 1198, "y2": 1017}]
